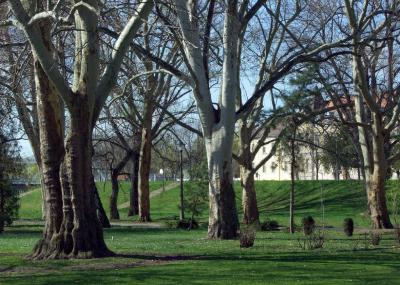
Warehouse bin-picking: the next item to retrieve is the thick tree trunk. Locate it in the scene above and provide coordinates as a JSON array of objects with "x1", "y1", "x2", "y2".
[
  {"x1": 366, "y1": 168, "x2": 393, "y2": 229},
  {"x1": 240, "y1": 168, "x2": 259, "y2": 226},
  {"x1": 205, "y1": 133, "x2": 239, "y2": 239},
  {"x1": 110, "y1": 170, "x2": 120, "y2": 220},
  {"x1": 138, "y1": 126, "x2": 151, "y2": 222},
  {"x1": 60, "y1": 102, "x2": 112, "y2": 258},
  {"x1": 34, "y1": 99, "x2": 112, "y2": 259},
  {"x1": 30, "y1": 23, "x2": 65, "y2": 259},
  {"x1": 128, "y1": 152, "x2": 139, "y2": 216}
]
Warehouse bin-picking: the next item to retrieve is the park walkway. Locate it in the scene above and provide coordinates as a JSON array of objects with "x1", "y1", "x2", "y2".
[{"x1": 117, "y1": 182, "x2": 179, "y2": 210}]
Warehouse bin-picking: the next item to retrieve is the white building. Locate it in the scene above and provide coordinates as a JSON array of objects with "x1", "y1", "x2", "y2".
[{"x1": 251, "y1": 125, "x2": 360, "y2": 181}]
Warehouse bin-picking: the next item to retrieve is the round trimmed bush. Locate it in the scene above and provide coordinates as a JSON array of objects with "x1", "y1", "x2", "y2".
[
  {"x1": 343, "y1": 218, "x2": 354, "y2": 237},
  {"x1": 302, "y1": 216, "x2": 315, "y2": 235}
]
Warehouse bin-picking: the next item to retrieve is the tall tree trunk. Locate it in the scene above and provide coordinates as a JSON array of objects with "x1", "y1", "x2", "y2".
[
  {"x1": 138, "y1": 126, "x2": 152, "y2": 222},
  {"x1": 366, "y1": 116, "x2": 392, "y2": 229},
  {"x1": 110, "y1": 170, "x2": 120, "y2": 220},
  {"x1": 238, "y1": 120, "x2": 259, "y2": 226},
  {"x1": 30, "y1": 22, "x2": 65, "y2": 259},
  {"x1": 205, "y1": 131, "x2": 239, "y2": 239},
  {"x1": 128, "y1": 152, "x2": 139, "y2": 216},
  {"x1": 240, "y1": 167, "x2": 259, "y2": 225},
  {"x1": 138, "y1": 93, "x2": 153, "y2": 222}
]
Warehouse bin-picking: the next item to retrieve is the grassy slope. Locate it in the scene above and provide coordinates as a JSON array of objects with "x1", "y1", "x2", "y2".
[
  {"x1": 19, "y1": 181, "x2": 170, "y2": 220},
  {"x1": 19, "y1": 180, "x2": 399, "y2": 228},
  {"x1": 151, "y1": 180, "x2": 400, "y2": 228}
]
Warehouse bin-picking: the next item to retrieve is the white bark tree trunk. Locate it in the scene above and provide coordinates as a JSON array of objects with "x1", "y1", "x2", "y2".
[{"x1": 175, "y1": 0, "x2": 240, "y2": 239}]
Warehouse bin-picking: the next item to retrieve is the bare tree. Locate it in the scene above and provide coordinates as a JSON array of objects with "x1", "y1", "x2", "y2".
[
  {"x1": 317, "y1": 0, "x2": 400, "y2": 228},
  {"x1": 7, "y1": 0, "x2": 153, "y2": 259}
]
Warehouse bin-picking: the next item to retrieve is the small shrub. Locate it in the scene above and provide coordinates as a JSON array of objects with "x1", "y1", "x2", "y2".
[
  {"x1": 297, "y1": 230, "x2": 325, "y2": 250},
  {"x1": 260, "y1": 220, "x2": 279, "y2": 231},
  {"x1": 302, "y1": 216, "x2": 315, "y2": 235},
  {"x1": 370, "y1": 231, "x2": 381, "y2": 246},
  {"x1": 343, "y1": 218, "x2": 354, "y2": 237},
  {"x1": 395, "y1": 225, "x2": 400, "y2": 245},
  {"x1": 240, "y1": 226, "x2": 256, "y2": 248},
  {"x1": 176, "y1": 219, "x2": 199, "y2": 230}
]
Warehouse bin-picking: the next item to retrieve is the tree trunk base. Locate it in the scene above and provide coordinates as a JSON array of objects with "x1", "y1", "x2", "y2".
[
  {"x1": 207, "y1": 224, "x2": 238, "y2": 240},
  {"x1": 30, "y1": 234, "x2": 114, "y2": 260},
  {"x1": 138, "y1": 216, "x2": 151, "y2": 222},
  {"x1": 127, "y1": 209, "x2": 138, "y2": 217}
]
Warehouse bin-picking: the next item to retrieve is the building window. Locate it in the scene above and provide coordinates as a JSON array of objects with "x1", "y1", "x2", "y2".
[
  {"x1": 262, "y1": 165, "x2": 266, "y2": 173},
  {"x1": 262, "y1": 146, "x2": 266, "y2": 154}
]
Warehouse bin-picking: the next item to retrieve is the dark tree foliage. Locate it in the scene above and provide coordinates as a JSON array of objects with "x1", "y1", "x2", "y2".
[
  {"x1": 0, "y1": 95, "x2": 21, "y2": 233},
  {"x1": 320, "y1": 126, "x2": 359, "y2": 175}
]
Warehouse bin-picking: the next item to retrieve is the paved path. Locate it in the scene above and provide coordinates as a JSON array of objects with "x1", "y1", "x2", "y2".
[
  {"x1": 117, "y1": 182, "x2": 179, "y2": 210},
  {"x1": 19, "y1": 188, "x2": 38, "y2": 197}
]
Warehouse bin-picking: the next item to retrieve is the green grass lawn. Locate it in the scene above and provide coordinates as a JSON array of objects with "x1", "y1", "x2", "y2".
[
  {"x1": 1, "y1": 225, "x2": 400, "y2": 284},
  {"x1": 4, "y1": 180, "x2": 399, "y2": 284}
]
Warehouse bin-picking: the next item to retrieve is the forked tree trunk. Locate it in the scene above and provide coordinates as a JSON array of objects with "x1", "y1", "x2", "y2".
[
  {"x1": 8, "y1": 0, "x2": 152, "y2": 259},
  {"x1": 205, "y1": 133, "x2": 239, "y2": 239},
  {"x1": 110, "y1": 170, "x2": 120, "y2": 220},
  {"x1": 174, "y1": 0, "x2": 239, "y2": 239},
  {"x1": 128, "y1": 152, "x2": 139, "y2": 216}
]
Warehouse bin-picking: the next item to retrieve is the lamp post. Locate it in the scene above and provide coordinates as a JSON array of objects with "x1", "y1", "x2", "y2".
[
  {"x1": 179, "y1": 142, "x2": 184, "y2": 221},
  {"x1": 159, "y1": 168, "x2": 164, "y2": 192}
]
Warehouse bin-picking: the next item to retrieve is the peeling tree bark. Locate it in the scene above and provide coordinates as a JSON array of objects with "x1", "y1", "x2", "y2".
[{"x1": 30, "y1": 20, "x2": 65, "y2": 260}]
